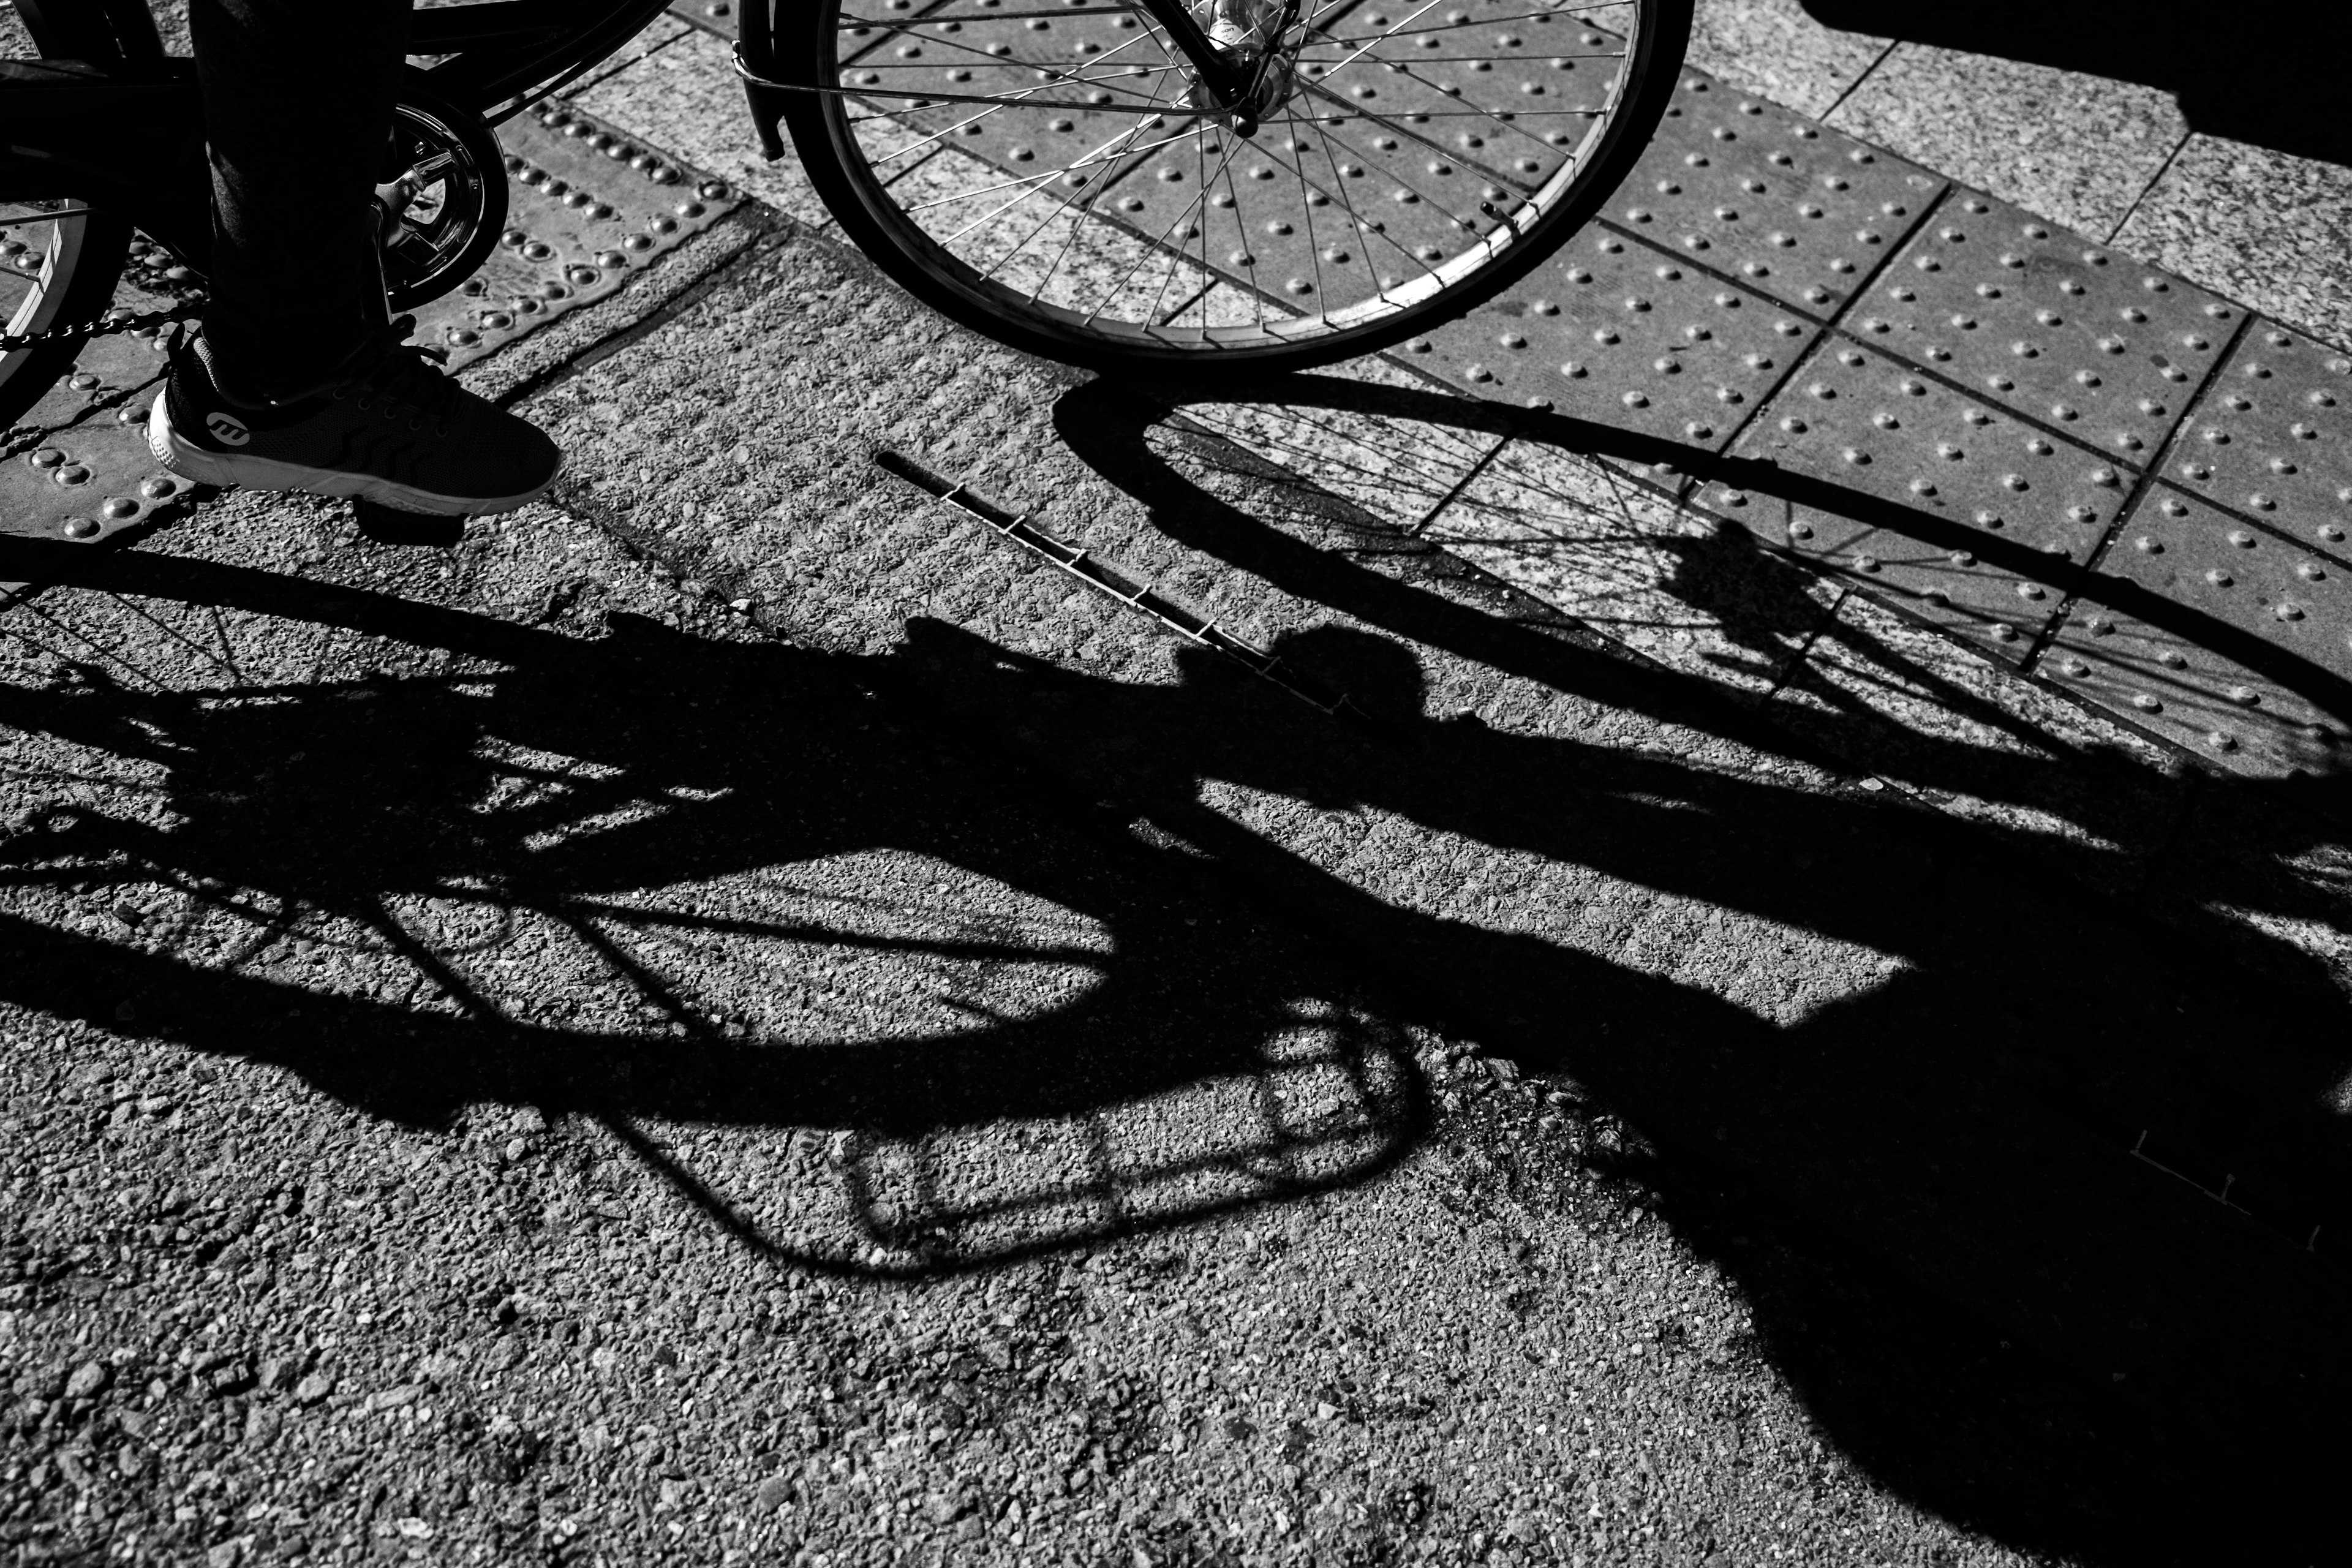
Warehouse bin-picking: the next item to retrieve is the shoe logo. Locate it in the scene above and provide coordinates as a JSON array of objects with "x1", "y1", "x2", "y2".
[{"x1": 205, "y1": 412, "x2": 251, "y2": 447}]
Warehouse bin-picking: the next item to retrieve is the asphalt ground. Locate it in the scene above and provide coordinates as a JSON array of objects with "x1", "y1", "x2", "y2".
[{"x1": 7, "y1": 9, "x2": 2352, "y2": 1568}]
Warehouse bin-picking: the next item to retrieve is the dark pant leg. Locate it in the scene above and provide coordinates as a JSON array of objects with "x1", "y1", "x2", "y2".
[{"x1": 190, "y1": 0, "x2": 409, "y2": 402}]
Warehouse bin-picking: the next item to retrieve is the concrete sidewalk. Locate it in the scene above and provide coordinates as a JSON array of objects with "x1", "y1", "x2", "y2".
[{"x1": 3, "y1": 6, "x2": 2350, "y2": 1568}]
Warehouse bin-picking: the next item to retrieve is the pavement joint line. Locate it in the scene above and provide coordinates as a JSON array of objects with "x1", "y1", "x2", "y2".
[
  {"x1": 2021, "y1": 304, "x2": 2260, "y2": 675},
  {"x1": 1815, "y1": 36, "x2": 1900, "y2": 127},
  {"x1": 2103, "y1": 126, "x2": 2195, "y2": 249}
]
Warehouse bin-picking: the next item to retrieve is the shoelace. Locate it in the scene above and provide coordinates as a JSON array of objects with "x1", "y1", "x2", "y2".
[{"x1": 333, "y1": 315, "x2": 462, "y2": 437}]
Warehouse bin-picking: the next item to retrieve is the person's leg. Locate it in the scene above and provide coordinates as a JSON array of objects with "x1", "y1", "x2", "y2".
[
  {"x1": 156, "y1": 0, "x2": 561, "y2": 516},
  {"x1": 189, "y1": 0, "x2": 409, "y2": 402}
]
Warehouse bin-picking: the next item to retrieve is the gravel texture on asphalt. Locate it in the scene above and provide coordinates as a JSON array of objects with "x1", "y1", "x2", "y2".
[{"x1": 4, "y1": 154, "x2": 2351, "y2": 1568}]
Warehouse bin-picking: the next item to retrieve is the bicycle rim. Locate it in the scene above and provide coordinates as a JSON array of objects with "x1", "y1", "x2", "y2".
[{"x1": 792, "y1": 0, "x2": 1683, "y2": 371}]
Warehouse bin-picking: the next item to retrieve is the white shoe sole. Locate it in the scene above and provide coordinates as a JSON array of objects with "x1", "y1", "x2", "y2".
[{"x1": 147, "y1": 387, "x2": 560, "y2": 518}]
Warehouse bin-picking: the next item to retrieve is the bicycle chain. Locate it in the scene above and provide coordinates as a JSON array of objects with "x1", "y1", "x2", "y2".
[{"x1": 0, "y1": 301, "x2": 201, "y2": 356}]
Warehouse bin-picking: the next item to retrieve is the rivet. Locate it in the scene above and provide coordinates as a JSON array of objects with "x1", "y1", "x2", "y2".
[
  {"x1": 30, "y1": 447, "x2": 62, "y2": 470},
  {"x1": 2228, "y1": 530, "x2": 2255, "y2": 548},
  {"x1": 98, "y1": 497, "x2": 138, "y2": 519},
  {"x1": 2207, "y1": 568, "x2": 2233, "y2": 586},
  {"x1": 1950, "y1": 549, "x2": 1976, "y2": 566},
  {"x1": 2132, "y1": 693, "x2": 2162, "y2": 711},
  {"x1": 2136, "y1": 537, "x2": 2162, "y2": 554},
  {"x1": 1852, "y1": 552, "x2": 1879, "y2": 572},
  {"x1": 1622, "y1": 391, "x2": 1648, "y2": 408},
  {"x1": 140, "y1": 478, "x2": 176, "y2": 500},
  {"x1": 55, "y1": 465, "x2": 89, "y2": 486},
  {"x1": 1991, "y1": 624, "x2": 2019, "y2": 642},
  {"x1": 1789, "y1": 521, "x2": 1814, "y2": 540},
  {"x1": 2298, "y1": 562, "x2": 2326, "y2": 581},
  {"x1": 61, "y1": 516, "x2": 100, "y2": 540},
  {"x1": 521, "y1": 241, "x2": 554, "y2": 260},
  {"x1": 2248, "y1": 492, "x2": 2276, "y2": 510},
  {"x1": 2059, "y1": 658, "x2": 2088, "y2": 677},
  {"x1": 2018, "y1": 582, "x2": 2046, "y2": 600},
  {"x1": 2277, "y1": 603, "x2": 2305, "y2": 621}
]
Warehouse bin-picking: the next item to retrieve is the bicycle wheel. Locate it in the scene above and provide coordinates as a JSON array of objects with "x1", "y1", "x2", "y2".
[
  {"x1": 0, "y1": 199, "x2": 135, "y2": 429},
  {"x1": 781, "y1": 0, "x2": 1689, "y2": 374}
]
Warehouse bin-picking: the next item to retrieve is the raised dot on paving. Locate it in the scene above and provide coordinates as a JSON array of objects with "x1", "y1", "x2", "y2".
[
  {"x1": 1700, "y1": 336, "x2": 2121, "y2": 660},
  {"x1": 1600, "y1": 74, "x2": 1945, "y2": 321},
  {"x1": 1866, "y1": 190, "x2": 2236, "y2": 464}
]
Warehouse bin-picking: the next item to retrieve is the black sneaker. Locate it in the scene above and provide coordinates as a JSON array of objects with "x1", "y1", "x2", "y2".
[{"x1": 148, "y1": 320, "x2": 562, "y2": 516}]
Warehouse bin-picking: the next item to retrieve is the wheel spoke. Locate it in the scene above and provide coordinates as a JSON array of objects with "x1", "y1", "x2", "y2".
[{"x1": 816, "y1": 0, "x2": 1663, "y2": 355}]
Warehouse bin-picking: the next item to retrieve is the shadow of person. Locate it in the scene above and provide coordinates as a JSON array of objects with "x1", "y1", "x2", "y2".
[
  {"x1": 1799, "y1": 1, "x2": 2352, "y2": 170},
  {"x1": 1, "y1": 532, "x2": 2347, "y2": 1558}
]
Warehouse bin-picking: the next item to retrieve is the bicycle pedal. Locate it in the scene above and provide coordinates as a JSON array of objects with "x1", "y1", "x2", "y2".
[{"x1": 350, "y1": 496, "x2": 464, "y2": 548}]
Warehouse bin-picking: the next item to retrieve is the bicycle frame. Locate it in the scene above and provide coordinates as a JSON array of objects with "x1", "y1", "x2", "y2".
[{"x1": 0, "y1": 0, "x2": 676, "y2": 274}]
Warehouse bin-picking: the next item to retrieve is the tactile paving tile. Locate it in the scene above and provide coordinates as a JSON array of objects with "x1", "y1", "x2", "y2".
[
  {"x1": 2166, "y1": 320, "x2": 2352, "y2": 548},
  {"x1": 1858, "y1": 190, "x2": 2239, "y2": 467},
  {"x1": 1404, "y1": 224, "x2": 1819, "y2": 446},
  {"x1": 0, "y1": 414, "x2": 198, "y2": 545},
  {"x1": 1700, "y1": 336, "x2": 2122, "y2": 659},
  {"x1": 840, "y1": 0, "x2": 1181, "y2": 208},
  {"x1": 1095, "y1": 118, "x2": 1491, "y2": 303},
  {"x1": 2039, "y1": 486, "x2": 2350, "y2": 775},
  {"x1": 409, "y1": 99, "x2": 740, "y2": 370},
  {"x1": 1605, "y1": 72, "x2": 1942, "y2": 320},
  {"x1": 1294, "y1": 0, "x2": 1618, "y2": 196}
]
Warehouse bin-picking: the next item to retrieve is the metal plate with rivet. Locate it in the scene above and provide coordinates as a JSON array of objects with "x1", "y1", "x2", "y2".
[
  {"x1": 2039, "y1": 486, "x2": 2349, "y2": 775},
  {"x1": 2166, "y1": 320, "x2": 2352, "y2": 547},
  {"x1": 4, "y1": 295, "x2": 176, "y2": 447},
  {"x1": 1858, "y1": 190, "x2": 2238, "y2": 466},
  {"x1": 408, "y1": 99, "x2": 740, "y2": 371},
  {"x1": 1698, "y1": 336, "x2": 2120, "y2": 658},
  {"x1": 0, "y1": 413, "x2": 197, "y2": 544},
  {"x1": 1604, "y1": 74, "x2": 1943, "y2": 320},
  {"x1": 1408, "y1": 224, "x2": 1819, "y2": 447}
]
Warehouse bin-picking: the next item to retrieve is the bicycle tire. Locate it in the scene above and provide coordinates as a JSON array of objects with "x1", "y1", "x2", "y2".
[
  {"x1": 780, "y1": 0, "x2": 1690, "y2": 376},
  {"x1": 0, "y1": 203, "x2": 134, "y2": 431}
]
